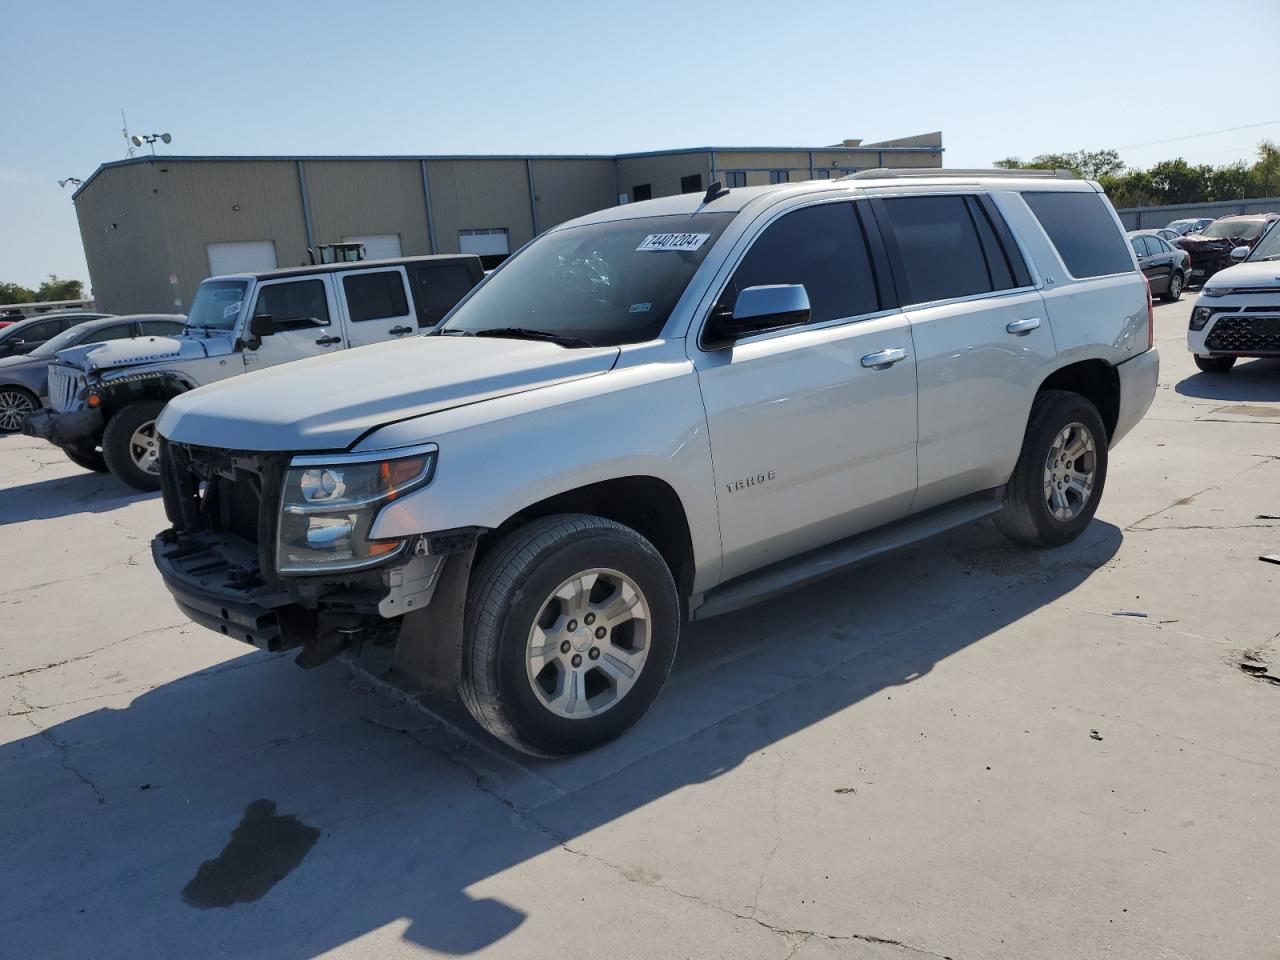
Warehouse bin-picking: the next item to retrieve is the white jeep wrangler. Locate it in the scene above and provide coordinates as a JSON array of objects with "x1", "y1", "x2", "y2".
[
  {"x1": 24, "y1": 254, "x2": 482, "y2": 490},
  {"x1": 151, "y1": 170, "x2": 1159, "y2": 756}
]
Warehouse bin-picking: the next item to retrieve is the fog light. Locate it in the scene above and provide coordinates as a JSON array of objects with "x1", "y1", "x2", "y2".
[{"x1": 1190, "y1": 307, "x2": 1212, "y2": 331}]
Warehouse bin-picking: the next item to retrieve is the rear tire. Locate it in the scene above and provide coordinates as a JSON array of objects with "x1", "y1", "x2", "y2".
[
  {"x1": 1161, "y1": 271, "x2": 1184, "y2": 302},
  {"x1": 0, "y1": 386, "x2": 36, "y2": 433},
  {"x1": 102, "y1": 400, "x2": 165, "y2": 491},
  {"x1": 1194, "y1": 355, "x2": 1235, "y2": 374},
  {"x1": 63, "y1": 444, "x2": 108, "y2": 473},
  {"x1": 995, "y1": 390, "x2": 1108, "y2": 548},
  {"x1": 459, "y1": 514, "x2": 680, "y2": 757}
]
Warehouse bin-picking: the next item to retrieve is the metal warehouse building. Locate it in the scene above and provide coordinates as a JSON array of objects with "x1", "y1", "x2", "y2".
[{"x1": 72, "y1": 132, "x2": 943, "y2": 314}]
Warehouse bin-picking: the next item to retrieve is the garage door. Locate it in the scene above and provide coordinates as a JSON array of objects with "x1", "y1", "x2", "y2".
[
  {"x1": 458, "y1": 228, "x2": 510, "y2": 258},
  {"x1": 207, "y1": 240, "x2": 278, "y2": 276},
  {"x1": 344, "y1": 234, "x2": 402, "y2": 261}
]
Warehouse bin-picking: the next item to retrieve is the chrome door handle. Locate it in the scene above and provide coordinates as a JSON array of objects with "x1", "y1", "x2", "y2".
[
  {"x1": 1006, "y1": 317, "x2": 1041, "y2": 335},
  {"x1": 861, "y1": 347, "x2": 907, "y2": 369}
]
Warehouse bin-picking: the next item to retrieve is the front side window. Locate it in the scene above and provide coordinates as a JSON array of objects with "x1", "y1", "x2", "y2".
[
  {"x1": 253, "y1": 279, "x2": 330, "y2": 329},
  {"x1": 141, "y1": 320, "x2": 185, "y2": 336},
  {"x1": 1248, "y1": 221, "x2": 1280, "y2": 261},
  {"x1": 343, "y1": 271, "x2": 409, "y2": 323},
  {"x1": 16, "y1": 319, "x2": 62, "y2": 343},
  {"x1": 1022, "y1": 191, "x2": 1133, "y2": 279},
  {"x1": 716, "y1": 202, "x2": 881, "y2": 325},
  {"x1": 79, "y1": 323, "x2": 133, "y2": 345},
  {"x1": 878, "y1": 195, "x2": 993, "y2": 305},
  {"x1": 441, "y1": 212, "x2": 734, "y2": 347},
  {"x1": 186, "y1": 280, "x2": 249, "y2": 331}
]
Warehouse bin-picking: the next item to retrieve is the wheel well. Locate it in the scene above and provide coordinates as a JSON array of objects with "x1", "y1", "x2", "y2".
[
  {"x1": 101, "y1": 376, "x2": 189, "y2": 418},
  {"x1": 1038, "y1": 360, "x2": 1120, "y2": 440},
  {"x1": 478, "y1": 476, "x2": 696, "y2": 599},
  {"x1": 0, "y1": 383, "x2": 37, "y2": 400}
]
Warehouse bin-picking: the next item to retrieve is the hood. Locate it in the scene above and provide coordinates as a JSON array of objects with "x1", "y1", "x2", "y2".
[
  {"x1": 56, "y1": 332, "x2": 235, "y2": 374},
  {"x1": 158, "y1": 335, "x2": 621, "y2": 451},
  {"x1": 1200, "y1": 259, "x2": 1280, "y2": 293},
  {"x1": 1178, "y1": 232, "x2": 1235, "y2": 247}
]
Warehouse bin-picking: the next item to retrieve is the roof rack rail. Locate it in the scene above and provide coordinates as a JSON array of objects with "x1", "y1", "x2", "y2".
[{"x1": 839, "y1": 167, "x2": 1077, "y2": 181}]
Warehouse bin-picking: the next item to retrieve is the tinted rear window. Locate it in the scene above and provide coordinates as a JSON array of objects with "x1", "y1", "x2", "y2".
[{"x1": 1022, "y1": 191, "x2": 1133, "y2": 278}]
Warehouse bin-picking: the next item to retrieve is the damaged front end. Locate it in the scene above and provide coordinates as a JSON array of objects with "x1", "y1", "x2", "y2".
[{"x1": 151, "y1": 440, "x2": 479, "y2": 692}]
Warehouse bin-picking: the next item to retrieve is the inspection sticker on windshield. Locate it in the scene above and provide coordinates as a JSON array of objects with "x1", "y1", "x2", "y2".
[{"x1": 636, "y1": 233, "x2": 710, "y2": 252}]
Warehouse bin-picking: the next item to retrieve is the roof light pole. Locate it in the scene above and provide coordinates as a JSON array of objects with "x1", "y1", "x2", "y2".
[{"x1": 58, "y1": 177, "x2": 83, "y2": 189}]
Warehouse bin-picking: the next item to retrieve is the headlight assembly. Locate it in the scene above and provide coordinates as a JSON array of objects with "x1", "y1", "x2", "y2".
[
  {"x1": 1198, "y1": 287, "x2": 1230, "y2": 298},
  {"x1": 277, "y1": 444, "x2": 436, "y2": 574}
]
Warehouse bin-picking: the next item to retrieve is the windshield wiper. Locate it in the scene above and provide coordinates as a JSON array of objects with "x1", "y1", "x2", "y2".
[
  {"x1": 434, "y1": 328, "x2": 473, "y2": 336},
  {"x1": 470, "y1": 327, "x2": 593, "y2": 348}
]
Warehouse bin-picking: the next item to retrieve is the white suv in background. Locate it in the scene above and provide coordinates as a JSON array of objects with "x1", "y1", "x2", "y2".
[
  {"x1": 1187, "y1": 220, "x2": 1280, "y2": 373},
  {"x1": 151, "y1": 169, "x2": 1159, "y2": 756}
]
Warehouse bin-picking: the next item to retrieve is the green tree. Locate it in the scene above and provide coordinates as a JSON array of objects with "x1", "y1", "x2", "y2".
[
  {"x1": 34, "y1": 275, "x2": 83, "y2": 302},
  {"x1": 0, "y1": 282, "x2": 35, "y2": 305}
]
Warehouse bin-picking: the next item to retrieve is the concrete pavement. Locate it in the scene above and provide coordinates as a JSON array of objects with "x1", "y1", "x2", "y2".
[{"x1": 2, "y1": 296, "x2": 1278, "y2": 959}]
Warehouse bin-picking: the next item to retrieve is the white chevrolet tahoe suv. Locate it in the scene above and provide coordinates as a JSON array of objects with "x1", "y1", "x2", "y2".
[
  {"x1": 150, "y1": 170, "x2": 1159, "y2": 756},
  {"x1": 24, "y1": 255, "x2": 482, "y2": 490},
  {"x1": 1186, "y1": 218, "x2": 1280, "y2": 373}
]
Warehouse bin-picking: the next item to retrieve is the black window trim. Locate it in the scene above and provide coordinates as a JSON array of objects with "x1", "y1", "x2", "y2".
[
  {"x1": 695, "y1": 196, "x2": 898, "y2": 352},
  {"x1": 870, "y1": 191, "x2": 1040, "y2": 311},
  {"x1": 251, "y1": 276, "x2": 333, "y2": 329}
]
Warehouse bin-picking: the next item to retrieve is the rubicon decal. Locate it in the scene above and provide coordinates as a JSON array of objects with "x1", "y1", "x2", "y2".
[{"x1": 725, "y1": 470, "x2": 776, "y2": 494}]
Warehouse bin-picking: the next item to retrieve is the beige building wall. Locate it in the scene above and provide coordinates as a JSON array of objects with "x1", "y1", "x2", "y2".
[
  {"x1": 425, "y1": 159, "x2": 535, "y2": 254},
  {"x1": 154, "y1": 159, "x2": 310, "y2": 310},
  {"x1": 303, "y1": 159, "x2": 429, "y2": 255},
  {"x1": 530, "y1": 158, "x2": 616, "y2": 232},
  {"x1": 616, "y1": 153, "x2": 711, "y2": 202},
  {"x1": 75, "y1": 163, "x2": 176, "y2": 315}
]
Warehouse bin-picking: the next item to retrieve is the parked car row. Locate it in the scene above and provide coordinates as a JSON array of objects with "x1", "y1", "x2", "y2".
[
  {"x1": 1186, "y1": 214, "x2": 1280, "y2": 374},
  {"x1": 1142, "y1": 213, "x2": 1280, "y2": 287}
]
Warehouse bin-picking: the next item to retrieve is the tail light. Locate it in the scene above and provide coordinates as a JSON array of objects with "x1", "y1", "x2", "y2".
[{"x1": 1146, "y1": 281, "x2": 1154, "y2": 350}]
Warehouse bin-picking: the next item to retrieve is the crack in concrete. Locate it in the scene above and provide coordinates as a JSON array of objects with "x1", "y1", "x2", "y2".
[
  {"x1": 0, "y1": 623, "x2": 188, "y2": 681},
  {"x1": 14, "y1": 684, "x2": 106, "y2": 806}
]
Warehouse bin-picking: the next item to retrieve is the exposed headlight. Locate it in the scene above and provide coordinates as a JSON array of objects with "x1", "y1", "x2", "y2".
[
  {"x1": 1199, "y1": 287, "x2": 1230, "y2": 298},
  {"x1": 1189, "y1": 307, "x2": 1213, "y2": 331},
  {"x1": 277, "y1": 445, "x2": 436, "y2": 574}
]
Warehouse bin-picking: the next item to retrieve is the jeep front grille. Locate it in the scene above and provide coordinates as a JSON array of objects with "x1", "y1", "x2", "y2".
[
  {"x1": 47, "y1": 366, "x2": 84, "y2": 412},
  {"x1": 1205, "y1": 310, "x2": 1280, "y2": 353}
]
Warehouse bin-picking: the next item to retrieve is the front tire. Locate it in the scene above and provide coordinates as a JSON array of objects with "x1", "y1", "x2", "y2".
[
  {"x1": 1194, "y1": 355, "x2": 1235, "y2": 374},
  {"x1": 995, "y1": 390, "x2": 1108, "y2": 548},
  {"x1": 460, "y1": 514, "x2": 680, "y2": 757},
  {"x1": 1162, "y1": 271, "x2": 1184, "y2": 302},
  {"x1": 102, "y1": 400, "x2": 165, "y2": 491}
]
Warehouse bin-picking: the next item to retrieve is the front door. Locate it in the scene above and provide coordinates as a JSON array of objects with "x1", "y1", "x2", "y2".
[
  {"x1": 243, "y1": 276, "x2": 344, "y2": 371},
  {"x1": 339, "y1": 267, "x2": 418, "y2": 348},
  {"x1": 693, "y1": 200, "x2": 918, "y2": 582}
]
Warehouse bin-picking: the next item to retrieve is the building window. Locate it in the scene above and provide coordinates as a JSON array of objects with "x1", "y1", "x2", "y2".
[
  {"x1": 680, "y1": 174, "x2": 703, "y2": 194},
  {"x1": 812, "y1": 169, "x2": 831, "y2": 179},
  {"x1": 459, "y1": 227, "x2": 511, "y2": 270},
  {"x1": 632, "y1": 183, "x2": 652, "y2": 202},
  {"x1": 770, "y1": 170, "x2": 790, "y2": 185},
  {"x1": 723, "y1": 171, "x2": 747, "y2": 188}
]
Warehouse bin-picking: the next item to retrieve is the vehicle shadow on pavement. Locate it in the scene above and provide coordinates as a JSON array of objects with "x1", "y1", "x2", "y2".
[
  {"x1": 0, "y1": 472, "x2": 155, "y2": 525},
  {"x1": 1174, "y1": 359, "x2": 1280, "y2": 402},
  {"x1": 0, "y1": 518, "x2": 1122, "y2": 957}
]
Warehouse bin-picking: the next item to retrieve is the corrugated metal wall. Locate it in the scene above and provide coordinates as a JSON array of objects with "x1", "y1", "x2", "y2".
[
  {"x1": 616, "y1": 153, "x2": 711, "y2": 201},
  {"x1": 1116, "y1": 196, "x2": 1280, "y2": 229},
  {"x1": 425, "y1": 159, "x2": 535, "y2": 253},
  {"x1": 529, "y1": 158, "x2": 616, "y2": 233},
  {"x1": 303, "y1": 160, "x2": 430, "y2": 255}
]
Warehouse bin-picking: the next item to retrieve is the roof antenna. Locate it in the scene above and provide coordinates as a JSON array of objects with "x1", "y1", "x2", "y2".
[
  {"x1": 703, "y1": 179, "x2": 729, "y2": 204},
  {"x1": 121, "y1": 108, "x2": 135, "y2": 158}
]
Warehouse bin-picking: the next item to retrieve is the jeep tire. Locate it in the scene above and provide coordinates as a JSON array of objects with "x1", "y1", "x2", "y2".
[
  {"x1": 63, "y1": 443, "x2": 108, "y2": 473},
  {"x1": 995, "y1": 390, "x2": 1109, "y2": 548},
  {"x1": 460, "y1": 514, "x2": 680, "y2": 757},
  {"x1": 102, "y1": 400, "x2": 166, "y2": 492}
]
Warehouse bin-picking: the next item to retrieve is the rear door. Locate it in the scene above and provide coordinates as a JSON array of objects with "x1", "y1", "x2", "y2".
[
  {"x1": 693, "y1": 199, "x2": 918, "y2": 581},
  {"x1": 1130, "y1": 236, "x2": 1164, "y2": 291},
  {"x1": 243, "y1": 276, "x2": 344, "y2": 371},
  {"x1": 872, "y1": 192, "x2": 1055, "y2": 512},
  {"x1": 340, "y1": 266, "x2": 417, "y2": 348},
  {"x1": 405, "y1": 260, "x2": 481, "y2": 328}
]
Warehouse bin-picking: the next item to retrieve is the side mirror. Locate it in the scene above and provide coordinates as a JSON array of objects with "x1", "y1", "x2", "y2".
[
  {"x1": 1230, "y1": 245, "x2": 1250, "y2": 263},
  {"x1": 709, "y1": 284, "x2": 811, "y2": 344},
  {"x1": 249, "y1": 314, "x2": 277, "y2": 339}
]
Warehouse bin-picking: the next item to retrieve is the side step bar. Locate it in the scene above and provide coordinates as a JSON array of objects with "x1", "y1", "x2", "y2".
[{"x1": 691, "y1": 489, "x2": 1005, "y2": 621}]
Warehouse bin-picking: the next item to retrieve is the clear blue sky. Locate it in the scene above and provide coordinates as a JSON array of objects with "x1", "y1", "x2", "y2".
[{"x1": 3, "y1": 0, "x2": 1278, "y2": 291}]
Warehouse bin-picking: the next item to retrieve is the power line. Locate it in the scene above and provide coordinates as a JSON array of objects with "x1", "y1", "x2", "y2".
[{"x1": 1118, "y1": 120, "x2": 1280, "y2": 152}]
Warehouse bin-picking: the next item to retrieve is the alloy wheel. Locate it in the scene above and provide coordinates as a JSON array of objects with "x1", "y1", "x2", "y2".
[
  {"x1": 129, "y1": 420, "x2": 161, "y2": 475},
  {"x1": 525, "y1": 567, "x2": 651, "y2": 719},
  {"x1": 0, "y1": 389, "x2": 35, "y2": 432},
  {"x1": 1043, "y1": 421, "x2": 1096, "y2": 522}
]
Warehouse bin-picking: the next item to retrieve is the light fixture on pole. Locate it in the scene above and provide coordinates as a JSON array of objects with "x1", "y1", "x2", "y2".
[
  {"x1": 130, "y1": 132, "x2": 173, "y2": 156},
  {"x1": 58, "y1": 177, "x2": 83, "y2": 188}
]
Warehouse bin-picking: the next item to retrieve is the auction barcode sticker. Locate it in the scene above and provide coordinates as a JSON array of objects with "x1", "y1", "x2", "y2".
[{"x1": 636, "y1": 233, "x2": 710, "y2": 252}]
